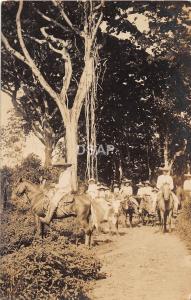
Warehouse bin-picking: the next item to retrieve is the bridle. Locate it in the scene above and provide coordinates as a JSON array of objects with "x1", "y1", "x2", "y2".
[{"x1": 16, "y1": 183, "x2": 31, "y2": 205}]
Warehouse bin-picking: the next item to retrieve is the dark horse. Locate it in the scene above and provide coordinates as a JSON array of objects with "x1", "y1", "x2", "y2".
[
  {"x1": 157, "y1": 183, "x2": 174, "y2": 233},
  {"x1": 121, "y1": 196, "x2": 139, "y2": 227},
  {"x1": 139, "y1": 195, "x2": 156, "y2": 226},
  {"x1": 14, "y1": 179, "x2": 93, "y2": 247}
]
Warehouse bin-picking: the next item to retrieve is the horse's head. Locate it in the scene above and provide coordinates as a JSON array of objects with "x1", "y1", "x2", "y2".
[
  {"x1": 161, "y1": 183, "x2": 171, "y2": 201},
  {"x1": 14, "y1": 178, "x2": 28, "y2": 197}
]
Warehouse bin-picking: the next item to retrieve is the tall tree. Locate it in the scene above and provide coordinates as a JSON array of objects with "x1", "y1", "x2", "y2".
[{"x1": 2, "y1": 0, "x2": 104, "y2": 190}]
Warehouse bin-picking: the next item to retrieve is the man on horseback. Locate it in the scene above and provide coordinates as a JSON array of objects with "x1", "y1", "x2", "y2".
[
  {"x1": 40, "y1": 160, "x2": 72, "y2": 224},
  {"x1": 156, "y1": 165, "x2": 179, "y2": 216},
  {"x1": 87, "y1": 178, "x2": 98, "y2": 200},
  {"x1": 120, "y1": 178, "x2": 139, "y2": 211},
  {"x1": 183, "y1": 172, "x2": 191, "y2": 201},
  {"x1": 120, "y1": 178, "x2": 133, "y2": 198}
]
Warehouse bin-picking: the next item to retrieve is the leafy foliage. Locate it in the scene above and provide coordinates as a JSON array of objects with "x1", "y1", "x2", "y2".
[
  {"x1": 0, "y1": 241, "x2": 101, "y2": 300},
  {"x1": 177, "y1": 199, "x2": 191, "y2": 251}
]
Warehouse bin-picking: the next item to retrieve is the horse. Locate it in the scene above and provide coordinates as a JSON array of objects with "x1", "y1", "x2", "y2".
[
  {"x1": 157, "y1": 183, "x2": 174, "y2": 233},
  {"x1": 90, "y1": 196, "x2": 121, "y2": 236},
  {"x1": 139, "y1": 195, "x2": 156, "y2": 226},
  {"x1": 175, "y1": 185, "x2": 184, "y2": 210},
  {"x1": 13, "y1": 179, "x2": 93, "y2": 248},
  {"x1": 121, "y1": 196, "x2": 140, "y2": 228}
]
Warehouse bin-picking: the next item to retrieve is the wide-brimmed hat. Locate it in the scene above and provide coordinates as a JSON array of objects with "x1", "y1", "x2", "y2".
[
  {"x1": 144, "y1": 180, "x2": 150, "y2": 185},
  {"x1": 53, "y1": 160, "x2": 72, "y2": 168},
  {"x1": 98, "y1": 184, "x2": 108, "y2": 190},
  {"x1": 122, "y1": 178, "x2": 131, "y2": 184},
  {"x1": 88, "y1": 177, "x2": 96, "y2": 183},
  {"x1": 113, "y1": 183, "x2": 119, "y2": 188},
  {"x1": 137, "y1": 182, "x2": 143, "y2": 187},
  {"x1": 184, "y1": 172, "x2": 191, "y2": 178}
]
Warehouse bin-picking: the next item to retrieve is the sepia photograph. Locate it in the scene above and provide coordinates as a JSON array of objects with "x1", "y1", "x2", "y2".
[{"x1": 1, "y1": 1, "x2": 191, "y2": 299}]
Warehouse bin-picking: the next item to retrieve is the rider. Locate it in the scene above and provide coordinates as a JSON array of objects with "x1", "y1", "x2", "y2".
[
  {"x1": 183, "y1": 172, "x2": 191, "y2": 201},
  {"x1": 120, "y1": 178, "x2": 139, "y2": 208},
  {"x1": 87, "y1": 178, "x2": 98, "y2": 200},
  {"x1": 113, "y1": 183, "x2": 120, "y2": 196},
  {"x1": 40, "y1": 160, "x2": 72, "y2": 224},
  {"x1": 156, "y1": 165, "x2": 179, "y2": 216},
  {"x1": 120, "y1": 178, "x2": 133, "y2": 198}
]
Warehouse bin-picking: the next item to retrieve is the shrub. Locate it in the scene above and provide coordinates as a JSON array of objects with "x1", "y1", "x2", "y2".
[
  {"x1": 0, "y1": 241, "x2": 101, "y2": 300},
  {"x1": 11, "y1": 153, "x2": 43, "y2": 184},
  {"x1": 0, "y1": 210, "x2": 35, "y2": 256},
  {"x1": 177, "y1": 199, "x2": 191, "y2": 251}
]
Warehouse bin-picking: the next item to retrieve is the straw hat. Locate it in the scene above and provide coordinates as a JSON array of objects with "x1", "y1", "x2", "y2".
[
  {"x1": 113, "y1": 183, "x2": 119, "y2": 188},
  {"x1": 53, "y1": 159, "x2": 72, "y2": 168},
  {"x1": 159, "y1": 165, "x2": 170, "y2": 171},
  {"x1": 122, "y1": 178, "x2": 131, "y2": 184},
  {"x1": 98, "y1": 184, "x2": 108, "y2": 190},
  {"x1": 88, "y1": 178, "x2": 96, "y2": 183},
  {"x1": 144, "y1": 180, "x2": 150, "y2": 185},
  {"x1": 184, "y1": 172, "x2": 191, "y2": 178}
]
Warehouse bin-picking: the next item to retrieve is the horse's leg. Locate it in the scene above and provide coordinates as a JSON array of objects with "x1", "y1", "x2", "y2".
[
  {"x1": 157, "y1": 209, "x2": 161, "y2": 227},
  {"x1": 85, "y1": 232, "x2": 89, "y2": 247},
  {"x1": 160, "y1": 211, "x2": 164, "y2": 232},
  {"x1": 40, "y1": 221, "x2": 45, "y2": 239},
  {"x1": 115, "y1": 216, "x2": 119, "y2": 236},
  {"x1": 34, "y1": 215, "x2": 44, "y2": 240},
  {"x1": 168, "y1": 210, "x2": 173, "y2": 232},
  {"x1": 124, "y1": 211, "x2": 128, "y2": 227},
  {"x1": 129, "y1": 212, "x2": 133, "y2": 228},
  {"x1": 163, "y1": 211, "x2": 168, "y2": 233}
]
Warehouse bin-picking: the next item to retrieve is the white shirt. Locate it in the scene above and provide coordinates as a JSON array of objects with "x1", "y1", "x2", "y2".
[
  {"x1": 120, "y1": 185, "x2": 133, "y2": 197},
  {"x1": 87, "y1": 183, "x2": 98, "y2": 199},
  {"x1": 156, "y1": 174, "x2": 174, "y2": 190},
  {"x1": 142, "y1": 186, "x2": 153, "y2": 196},
  {"x1": 55, "y1": 168, "x2": 72, "y2": 193},
  {"x1": 137, "y1": 187, "x2": 144, "y2": 197},
  {"x1": 183, "y1": 179, "x2": 191, "y2": 191}
]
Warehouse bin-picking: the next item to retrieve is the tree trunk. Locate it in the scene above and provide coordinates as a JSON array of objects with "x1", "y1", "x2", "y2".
[
  {"x1": 44, "y1": 142, "x2": 53, "y2": 167},
  {"x1": 164, "y1": 136, "x2": 169, "y2": 167},
  {"x1": 65, "y1": 121, "x2": 78, "y2": 192}
]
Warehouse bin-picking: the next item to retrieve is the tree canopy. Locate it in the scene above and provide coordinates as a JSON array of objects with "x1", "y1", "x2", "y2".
[{"x1": 1, "y1": 1, "x2": 191, "y2": 185}]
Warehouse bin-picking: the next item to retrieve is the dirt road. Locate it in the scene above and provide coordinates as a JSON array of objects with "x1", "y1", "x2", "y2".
[{"x1": 90, "y1": 227, "x2": 191, "y2": 300}]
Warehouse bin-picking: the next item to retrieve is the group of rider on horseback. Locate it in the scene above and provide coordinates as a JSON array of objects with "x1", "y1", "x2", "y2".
[{"x1": 39, "y1": 158, "x2": 191, "y2": 228}]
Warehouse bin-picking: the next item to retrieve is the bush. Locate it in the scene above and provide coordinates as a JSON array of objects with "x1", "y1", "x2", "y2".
[
  {"x1": 177, "y1": 199, "x2": 191, "y2": 251},
  {"x1": 0, "y1": 241, "x2": 101, "y2": 300},
  {"x1": 11, "y1": 153, "x2": 43, "y2": 184},
  {"x1": 0, "y1": 208, "x2": 87, "y2": 257},
  {"x1": 0, "y1": 210, "x2": 35, "y2": 256}
]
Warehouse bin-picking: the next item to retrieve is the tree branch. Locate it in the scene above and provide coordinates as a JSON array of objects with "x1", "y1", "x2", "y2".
[
  {"x1": 2, "y1": 33, "x2": 30, "y2": 66},
  {"x1": 92, "y1": 11, "x2": 103, "y2": 42},
  {"x1": 40, "y1": 26, "x2": 72, "y2": 102},
  {"x1": 15, "y1": 0, "x2": 69, "y2": 123},
  {"x1": 32, "y1": 123, "x2": 45, "y2": 145},
  {"x1": 15, "y1": 1, "x2": 62, "y2": 102},
  {"x1": 51, "y1": 0, "x2": 82, "y2": 37},
  {"x1": 36, "y1": 8, "x2": 68, "y2": 32}
]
